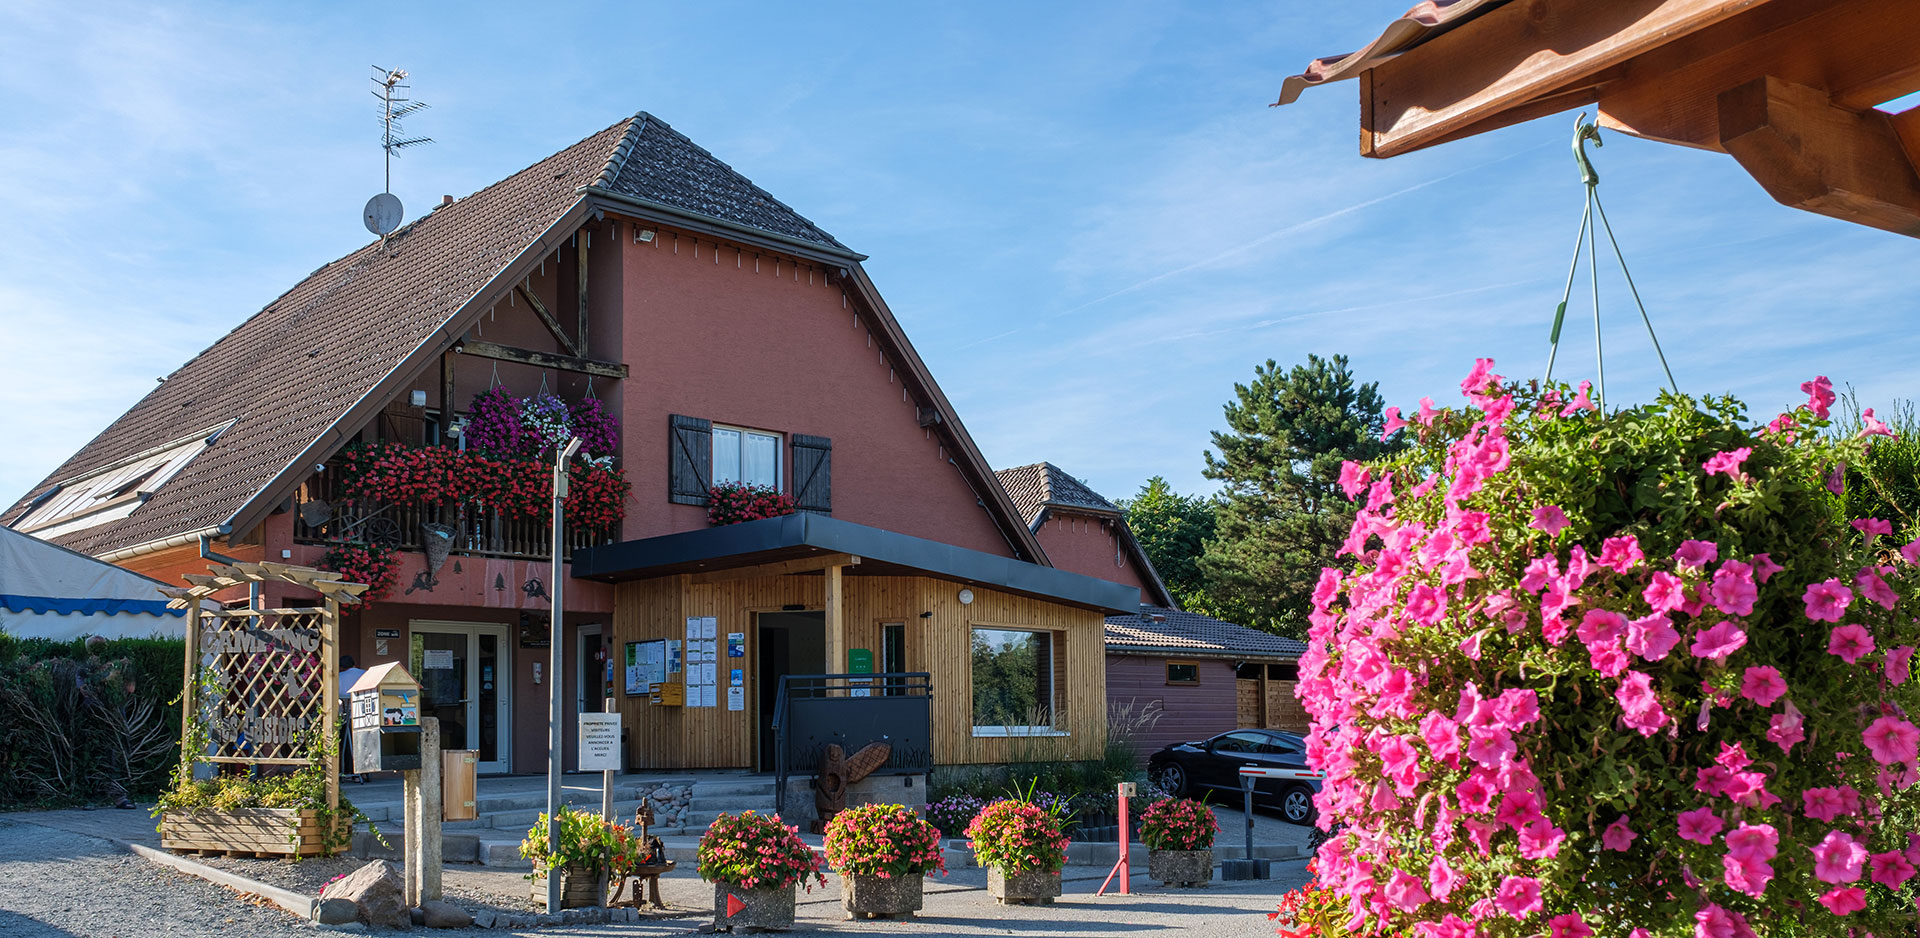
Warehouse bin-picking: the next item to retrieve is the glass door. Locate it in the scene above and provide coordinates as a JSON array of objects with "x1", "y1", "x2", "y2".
[{"x1": 409, "y1": 621, "x2": 512, "y2": 775}]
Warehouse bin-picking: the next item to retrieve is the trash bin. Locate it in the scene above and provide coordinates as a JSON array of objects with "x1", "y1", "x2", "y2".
[{"x1": 443, "y1": 750, "x2": 477, "y2": 821}]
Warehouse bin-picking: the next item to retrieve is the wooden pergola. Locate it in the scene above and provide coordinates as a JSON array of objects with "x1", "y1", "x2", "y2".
[{"x1": 1277, "y1": 0, "x2": 1920, "y2": 236}]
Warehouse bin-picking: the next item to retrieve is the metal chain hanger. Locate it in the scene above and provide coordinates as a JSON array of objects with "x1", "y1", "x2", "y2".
[{"x1": 1545, "y1": 114, "x2": 1679, "y2": 405}]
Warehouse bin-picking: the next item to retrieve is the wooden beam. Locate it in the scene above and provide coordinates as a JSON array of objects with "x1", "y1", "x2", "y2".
[
  {"x1": 688, "y1": 554, "x2": 861, "y2": 585},
  {"x1": 824, "y1": 562, "x2": 845, "y2": 675},
  {"x1": 515, "y1": 281, "x2": 580, "y2": 358},
  {"x1": 1718, "y1": 75, "x2": 1920, "y2": 236},
  {"x1": 1364, "y1": 0, "x2": 1773, "y2": 158},
  {"x1": 439, "y1": 348, "x2": 456, "y2": 439},
  {"x1": 576, "y1": 235, "x2": 590, "y2": 358},
  {"x1": 1598, "y1": 0, "x2": 1920, "y2": 151},
  {"x1": 456, "y1": 339, "x2": 628, "y2": 380}
]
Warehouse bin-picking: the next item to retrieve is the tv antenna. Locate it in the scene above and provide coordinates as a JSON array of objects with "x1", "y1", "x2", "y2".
[{"x1": 364, "y1": 66, "x2": 432, "y2": 237}]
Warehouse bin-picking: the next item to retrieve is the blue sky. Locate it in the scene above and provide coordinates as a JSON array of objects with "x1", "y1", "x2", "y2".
[{"x1": 3, "y1": 1, "x2": 1916, "y2": 511}]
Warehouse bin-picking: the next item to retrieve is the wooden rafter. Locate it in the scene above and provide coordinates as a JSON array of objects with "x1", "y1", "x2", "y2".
[
  {"x1": 576, "y1": 234, "x2": 590, "y2": 358},
  {"x1": 1718, "y1": 75, "x2": 1920, "y2": 236},
  {"x1": 515, "y1": 279, "x2": 580, "y2": 358},
  {"x1": 688, "y1": 553, "x2": 861, "y2": 585},
  {"x1": 455, "y1": 339, "x2": 628, "y2": 380},
  {"x1": 157, "y1": 560, "x2": 369, "y2": 608}
]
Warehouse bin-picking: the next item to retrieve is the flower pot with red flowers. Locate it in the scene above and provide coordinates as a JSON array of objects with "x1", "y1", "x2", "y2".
[
  {"x1": 519, "y1": 806, "x2": 642, "y2": 909},
  {"x1": 697, "y1": 811, "x2": 823, "y2": 931},
  {"x1": 822, "y1": 803, "x2": 945, "y2": 920},
  {"x1": 706, "y1": 482, "x2": 797, "y2": 526},
  {"x1": 965, "y1": 799, "x2": 1069, "y2": 906},
  {"x1": 1139, "y1": 797, "x2": 1218, "y2": 887}
]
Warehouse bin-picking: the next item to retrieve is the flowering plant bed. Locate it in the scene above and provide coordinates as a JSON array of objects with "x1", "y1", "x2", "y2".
[
  {"x1": 696, "y1": 811, "x2": 824, "y2": 891},
  {"x1": 707, "y1": 482, "x2": 796, "y2": 526},
  {"x1": 1269, "y1": 867, "x2": 1356, "y2": 938},
  {"x1": 1138, "y1": 797, "x2": 1217, "y2": 851},
  {"x1": 964, "y1": 799, "x2": 1069, "y2": 874},
  {"x1": 518, "y1": 805, "x2": 643, "y2": 877},
  {"x1": 822, "y1": 802, "x2": 945, "y2": 877},
  {"x1": 335, "y1": 440, "x2": 627, "y2": 532},
  {"x1": 1303, "y1": 361, "x2": 1920, "y2": 937},
  {"x1": 319, "y1": 541, "x2": 398, "y2": 602}
]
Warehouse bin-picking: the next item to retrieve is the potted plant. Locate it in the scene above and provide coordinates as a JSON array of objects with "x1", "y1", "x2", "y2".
[
  {"x1": 822, "y1": 803, "x2": 945, "y2": 920},
  {"x1": 1139, "y1": 797, "x2": 1217, "y2": 887},
  {"x1": 519, "y1": 806, "x2": 628, "y2": 909},
  {"x1": 697, "y1": 811, "x2": 823, "y2": 930},
  {"x1": 965, "y1": 798, "x2": 1070, "y2": 905}
]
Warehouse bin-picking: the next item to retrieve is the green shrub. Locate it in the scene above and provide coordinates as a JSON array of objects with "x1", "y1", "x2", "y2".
[{"x1": 0, "y1": 633, "x2": 183, "y2": 807}]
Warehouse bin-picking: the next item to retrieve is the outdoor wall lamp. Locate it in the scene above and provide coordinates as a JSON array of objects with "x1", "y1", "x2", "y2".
[
  {"x1": 635, "y1": 228, "x2": 655, "y2": 243},
  {"x1": 958, "y1": 589, "x2": 974, "y2": 605},
  {"x1": 919, "y1": 611, "x2": 933, "y2": 619}
]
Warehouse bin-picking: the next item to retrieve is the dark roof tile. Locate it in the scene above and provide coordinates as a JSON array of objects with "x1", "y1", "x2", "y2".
[
  {"x1": 1105, "y1": 605, "x2": 1306, "y2": 660},
  {"x1": 995, "y1": 462, "x2": 1120, "y2": 527}
]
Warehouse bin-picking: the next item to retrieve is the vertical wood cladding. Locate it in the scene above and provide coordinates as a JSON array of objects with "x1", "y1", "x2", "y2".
[
  {"x1": 612, "y1": 573, "x2": 1106, "y2": 768},
  {"x1": 1103, "y1": 655, "x2": 1241, "y2": 753}
]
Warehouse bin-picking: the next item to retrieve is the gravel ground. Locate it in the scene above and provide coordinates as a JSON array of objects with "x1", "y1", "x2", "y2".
[{"x1": 0, "y1": 814, "x2": 1311, "y2": 937}]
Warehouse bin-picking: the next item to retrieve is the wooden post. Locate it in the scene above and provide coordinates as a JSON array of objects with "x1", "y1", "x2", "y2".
[
  {"x1": 179, "y1": 597, "x2": 201, "y2": 781},
  {"x1": 824, "y1": 563, "x2": 845, "y2": 675},
  {"x1": 439, "y1": 349, "x2": 456, "y2": 443},
  {"x1": 1258, "y1": 665, "x2": 1270, "y2": 729},
  {"x1": 404, "y1": 716, "x2": 443, "y2": 906},
  {"x1": 576, "y1": 233, "x2": 589, "y2": 357},
  {"x1": 323, "y1": 598, "x2": 341, "y2": 816}
]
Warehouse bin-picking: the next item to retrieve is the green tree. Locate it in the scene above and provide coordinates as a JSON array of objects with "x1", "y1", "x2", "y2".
[
  {"x1": 1118, "y1": 476, "x2": 1216, "y2": 612},
  {"x1": 1199, "y1": 354, "x2": 1400, "y2": 636}
]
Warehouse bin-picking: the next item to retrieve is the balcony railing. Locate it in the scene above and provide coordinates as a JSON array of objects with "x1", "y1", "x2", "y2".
[{"x1": 293, "y1": 464, "x2": 606, "y2": 562}]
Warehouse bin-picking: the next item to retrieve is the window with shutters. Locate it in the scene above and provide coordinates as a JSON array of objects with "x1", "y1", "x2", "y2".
[
  {"x1": 668, "y1": 415, "x2": 714, "y2": 505},
  {"x1": 712, "y1": 425, "x2": 781, "y2": 489}
]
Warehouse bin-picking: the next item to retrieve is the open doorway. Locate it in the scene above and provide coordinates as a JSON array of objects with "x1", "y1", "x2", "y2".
[{"x1": 755, "y1": 610, "x2": 824, "y2": 772}]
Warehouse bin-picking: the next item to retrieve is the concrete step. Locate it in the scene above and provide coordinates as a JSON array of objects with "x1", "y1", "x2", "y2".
[{"x1": 686, "y1": 796, "x2": 778, "y2": 814}]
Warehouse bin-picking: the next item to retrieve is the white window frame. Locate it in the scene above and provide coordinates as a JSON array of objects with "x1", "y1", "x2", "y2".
[
  {"x1": 969, "y1": 625, "x2": 1068, "y2": 738},
  {"x1": 711, "y1": 424, "x2": 783, "y2": 490}
]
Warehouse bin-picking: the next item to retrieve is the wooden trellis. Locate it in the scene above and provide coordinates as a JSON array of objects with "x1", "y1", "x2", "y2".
[{"x1": 159, "y1": 562, "x2": 369, "y2": 816}]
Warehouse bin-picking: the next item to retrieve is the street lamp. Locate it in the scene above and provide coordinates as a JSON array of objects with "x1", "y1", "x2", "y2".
[{"x1": 545, "y1": 435, "x2": 582, "y2": 912}]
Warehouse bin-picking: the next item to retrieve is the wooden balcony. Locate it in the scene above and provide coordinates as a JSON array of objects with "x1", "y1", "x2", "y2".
[{"x1": 293, "y1": 466, "x2": 607, "y2": 562}]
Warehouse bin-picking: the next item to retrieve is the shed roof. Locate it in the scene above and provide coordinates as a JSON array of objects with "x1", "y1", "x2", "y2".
[{"x1": 1104, "y1": 605, "x2": 1306, "y2": 661}]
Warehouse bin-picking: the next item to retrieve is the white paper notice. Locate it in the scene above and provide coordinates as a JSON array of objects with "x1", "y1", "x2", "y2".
[
  {"x1": 702, "y1": 617, "x2": 718, "y2": 640},
  {"x1": 424, "y1": 649, "x2": 454, "y2": 670},
  {"x1": 702, "y1": 662, "x2": 718, "y2": 685},
  {"x1": 727, "y1": 686, "x2": 745, "y2": 711},
  {"x1": 577, "y1": 713, "x2": 622, "y2": 771},
  {"x1": 702, "y1": 685, "x2": 717, "y2": 707},
  {"x1": 686, "y1": 618, "x2": 700, "y2": 641}
]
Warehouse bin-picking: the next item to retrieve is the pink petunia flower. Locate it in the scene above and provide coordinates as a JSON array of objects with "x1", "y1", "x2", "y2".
[
  {"x1": 1338, "y1": 460, "x2": 1369, "y2": 499},
  {"x1": 1851, "y1": 517, "x2": 1892, "y2": 538},
  {"x1": 1676, "y1": 807, "x2": 1723, "y2": 845},
  {"x1": 1384, "y1": 869, "x2": 1429, "y2": 910},
  {"x1": 1889, "y1": 645, "x2": 1915, "y2": 686},
  {"x1": 1812, "y1": 830, "x2": 1868, "y2": 883},
  {"x1": 1416, "y1": 396, "x2": 1439, "y2": 427},
  {"x1": 1827, "y1": 624, "x2": 1875, "y2": 664},
  {"x1": 1854, "y1": 566, "x2": 1899, "y2": 609},
  {"x1": 1597, "y1": 535, "x2": 1643, "y2": 573},
  {"x1": 1768, "y1": 701, "x2": 1806, "y2": 753},
  {"x1": 1751, "y1": 552, "x2": 1783, "y2": 582},
  {"x1": 1802, "y1": 578, "x2": 1853, "y2": 622},
  {"x1": 1530, "y1": 505, "x2": 1570, "y2": 537},
  {"x1": 1562, "y1": 380, "x2": 1596, "y2": 416},
  {"x1": 1817, "y1": 887, "x2": 1866, "y2": 916},
  {"x1": 1860, "y1": 407, "x2": 1894, "y2": 438},
  {"x1": 1494, "y1": 875, "x2": 1542, "y2": 920},
  {"x1": 1701, "y1": 447, "x2": 1751, "y2": 478},
  {"x1": 1739, "y1": 666, "x2": 1787, "y2": 707},
  {"x1": 1691, "y1": 621, "x2": 1748, "y2": 661},
  {"x1": 1827, "y1": 462, "x2": 1847, "y2": 494},
  {"x1": 1802, "y1": 375, "x2": 1835, "y2": 419},
  {"x1": 1862, "y1": 716, "x2": 1919, "y2": 766},
  {"x1": 1904, "y1": 538, "x2": 1920, "y2": 566},
  {"x1": 1546, "y1": 912, "x2": 1593, "y2": 938},
  {"x1": 1709, "y1": 560, "x2": 1757, "y2": 616},
  {"x1": 1427, "y1": 855, "x2": 1461, "y2": 900},
  {"x1": 1381, "y1": 407, "x2": 1408, "y2": 441},
  {"x1": 1643, "y1": 572, "x2": 1687, "y2": 613},
  {"x1": 1674, "y1": 539, "x2": 1718, "y2": 568},
  {"x1": 1870, "y1": 851, "x2": 1916, "y2": 887},
  {"x1": 1626, "y1": 613, "x2": 1681, "y2": 661},
  {"x1": 1801, "y1": 787, "x2": 1853, "y2": 823},
  {"x1": 1601, "y1": 815, "x2": 1636, "y2": 851}
]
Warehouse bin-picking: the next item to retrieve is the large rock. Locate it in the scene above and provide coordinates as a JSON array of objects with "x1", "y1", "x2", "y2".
[
  {"x1": 319, "y1": 860, "x2": 409, "y2": 929},
  {"x1": 419, "y1": 899, "x2": 474, "y2": 929},
  {"x1": 314, "y1": 897, "x2": 359, "y2": 925}
]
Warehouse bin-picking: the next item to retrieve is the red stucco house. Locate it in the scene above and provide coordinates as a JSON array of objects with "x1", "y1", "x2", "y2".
[
  {"x1": 5, "y1": 113, "x2": 1138, "y2": 776},
  {"x1": 995, "y1": 462, "x2": 1306, "y2": 753}
]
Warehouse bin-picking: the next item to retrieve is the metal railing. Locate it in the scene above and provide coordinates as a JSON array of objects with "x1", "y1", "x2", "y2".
[{"x1": 772, "y1": 672, "x2": 933, "y2": 815}]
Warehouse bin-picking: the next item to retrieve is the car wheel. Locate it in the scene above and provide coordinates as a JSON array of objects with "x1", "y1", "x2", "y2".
[
  {"x1": 1281, "y1": 785, "x2": 1316, "y2": 825},
  {"x1": 1155, "y1": 763, "x2": 1188, "y2": 798}
]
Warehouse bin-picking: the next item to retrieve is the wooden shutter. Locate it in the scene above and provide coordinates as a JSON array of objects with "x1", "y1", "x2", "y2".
[
  {"x1": 791, "y1": 434, "x2": 832, "y2": 514},
  {"x1": 668, "y1": 415, "x2": 713, "y2": 505}
]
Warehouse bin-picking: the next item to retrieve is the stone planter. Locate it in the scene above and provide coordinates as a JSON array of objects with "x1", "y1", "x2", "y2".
[
  {"x1": 530, "y1": 865, "x2": 605, "y2": 910},
  {"x1": 711, "y1": 882, "x2": 797, "y2": 932},
  {"x1": 986, "y1": 867, "x2": 1062, "y2": 905},
  {"x1": 841, "y1": 872, "x2": 924, "y2": 920},
  {"x1": 1148, "y1": 848, "x2": 1213, "y2": 887}
]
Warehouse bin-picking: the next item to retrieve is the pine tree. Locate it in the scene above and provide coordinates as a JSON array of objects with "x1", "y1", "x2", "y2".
[{"x1": 1199, "y1": 354, "x2": 1399, "y2": 636}]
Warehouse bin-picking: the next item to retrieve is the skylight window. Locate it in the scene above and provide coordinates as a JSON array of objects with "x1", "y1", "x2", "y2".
[{"x1": 13, "y1": 422, "x2": 232, "y2": 538}]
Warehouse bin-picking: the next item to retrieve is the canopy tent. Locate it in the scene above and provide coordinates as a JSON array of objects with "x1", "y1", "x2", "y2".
[{"x1": 0, "y1": 525, "x2": 186, "y2": 640}]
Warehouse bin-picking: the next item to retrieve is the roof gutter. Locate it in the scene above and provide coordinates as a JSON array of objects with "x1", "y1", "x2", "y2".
[
  {"x1": 93, "y1": 523, "x2": 229, "y2": 564},
  {"x1": 578, "y1": 186, "x2": 868, "y2": 265},
  {"x1": 1104, "y1": 642, "x2": 1302, "y2": 662},
  {"x1": 222, "y1": 197, "x2": 600, "y2": 541}
]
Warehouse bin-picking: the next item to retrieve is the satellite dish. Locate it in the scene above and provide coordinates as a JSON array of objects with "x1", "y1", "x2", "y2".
[{"x1": 363, "y1": 192, "x2": 403, "y2": 236}]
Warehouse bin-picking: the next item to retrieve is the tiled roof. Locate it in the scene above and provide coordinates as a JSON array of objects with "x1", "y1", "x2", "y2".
[
  {"x1": 599, "y1": 113, "x2": 849, "y2": 252},
  {"x1": 1274, "y1": 0, "x2": 1504, "y2": 106},
  {"x1": 995, "y1": 462, "x2": 1121, "y2": 527},
  {"x1": 1105, "y1": 606, "x2": 1307, "y2": 661},
  {"x1": 4, "y1": 112, "x2": 861, "y2": 557}
]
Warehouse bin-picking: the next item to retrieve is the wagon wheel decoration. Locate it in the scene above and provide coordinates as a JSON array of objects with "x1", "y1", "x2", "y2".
[{"x1": 361, "y1": 515, "x2": 402, "y2": 550}]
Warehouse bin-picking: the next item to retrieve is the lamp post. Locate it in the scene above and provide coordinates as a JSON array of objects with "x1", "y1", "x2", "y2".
[{"x1": 545, "y1": 436, "x2": 583, "y2": 912}]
